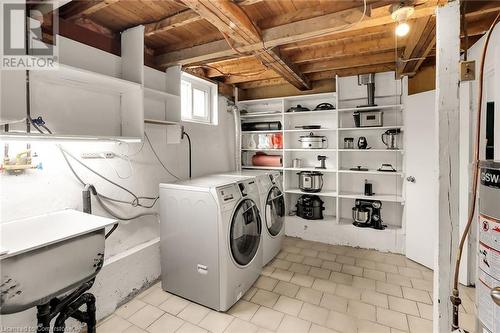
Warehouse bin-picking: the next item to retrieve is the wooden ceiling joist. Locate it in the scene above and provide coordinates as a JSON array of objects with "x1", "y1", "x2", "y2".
[
  {"x1": 60, "y1": 0, "x2": 119, "y2": 21},
  {"x1": 155, "y1": 2, "x2": 436, "y2": 67},
  {"x1": 144, "y1": 10, "x2": 201, "y2": 37},
  {"x1": 180, "y1": 0, "x2": 310, "y2": 90}
]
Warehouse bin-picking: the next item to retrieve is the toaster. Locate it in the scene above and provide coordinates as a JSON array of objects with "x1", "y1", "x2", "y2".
[{"x1": 353, "y1": 110, "x2": 383, "y2": 127}]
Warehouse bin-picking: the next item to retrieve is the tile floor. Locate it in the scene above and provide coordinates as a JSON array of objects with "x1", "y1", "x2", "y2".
[{"x1": 97, "y1": 237, "x2": 477, "y2": 333}]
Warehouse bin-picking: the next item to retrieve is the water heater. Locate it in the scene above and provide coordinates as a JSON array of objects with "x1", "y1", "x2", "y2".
[{"x1": 478, "y1": 161, "x2": 500, "y2": 332}]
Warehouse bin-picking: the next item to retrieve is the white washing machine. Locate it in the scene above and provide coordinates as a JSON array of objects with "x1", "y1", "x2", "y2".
[
  {"x1": 215, "y1": 170, "x2": 285, "y2": 265},
  {"x1": 159, "y1": 175, "x2": 262, "y2": 311}
]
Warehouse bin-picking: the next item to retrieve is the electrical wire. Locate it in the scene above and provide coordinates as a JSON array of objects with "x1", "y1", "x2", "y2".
[
  {"x1": 451, "y1": 11, "x2": 500, "y2": 331},
  {"x1": 183, "y1": 131, "x2": 192, "y2": 179},
  {"x1": 144, "y1": 131, "x2": 181, "y2": 180}
]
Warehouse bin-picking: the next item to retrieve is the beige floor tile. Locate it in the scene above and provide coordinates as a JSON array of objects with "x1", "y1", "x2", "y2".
[
  {"x1": 398, "y1": 267, "x2": 423, "y2": 279},
  {"x1": 141, "y1": 288, "x2": 171, "y2": 306},
  {"x1": 388, "y1": 296, "x2": 419, "y2": 316},
  {"x1": 357, "y1": 320, "x2": 391, "y2": 333},
  {"x1": 458, "y1": 312, "x2": 476, "y2": 333},
  {"x1": 146, "y1": 313, "x2": 184, "y2": 333},
  {"x1": 320, "y1": 293, "x2": 348, "y2": 313},
  {"x1": 335, "y1": 284, "x2": 361, "y2": 300},
  {"x1": 228, "y1": 299, "x2": 260, "y2": 321},
  {"x1": 296, "y1": 287, "x2": 323, "y2": 305},
  {"x1": 312, "y1": 279, "x2": 337, "y2": 294},
  {"x1": 421, "y1": 271, "x2": 433, "y2": 281},
  {"x1": 336, "y1": 255, "x2": 356, "y2": 265},
  {"x1": 123, "y1": 325, "x2": 148, "y2": 333},
  {"x1": 325, "y1": 310, "x2": 357, "y2": 333},
  {"x1": 225, "y1": 318, "x2": 259, "y2": 333},
  {"x1": 289, "y1": 263, "x2": 312, "y2": 275},
  {"x1": 286, "y1": 253, "x2": 306, "y2": 263},
  {"x1": 274, "y1": 280, "x2": 300, "y2": 297},
  {"x1": 298, "y1": 302, "x2": 329, "y2": 325},
  {"x1": 128, "y1": 304, "x2": 164, "y2": 329},
  {"x1": 301, "y1": 248, "x2": 319, "y2": 258},
  {"x1": 159, "y1": 295, "x2": 190, "y2": 315},
  {"x1": 361, "y1": 290, "x2": 389, "y2": 308},
  {"x1": 251, "y1": 306, "x2": 284, "y2": 331},
  {"x1": 346, "y1": 300, "x2": 376, "y2": 321},
  {"x1": 303, "y1": 257, "x2": 323, "y2": 267},
  {"x1": 410, "y1": 279, "x2": 433, "y2": 292},
  {"x1": 296, "y1": 240, "x2": 313, "y2": 249},
  {"x1": 416, "y1": 302, "x2": 432, "y2": 320},
  {"x1": 255, "y1": 276, "x2": 279, "y2": 291},
  {"x1": 284, "y1": 246, "x2": 301, "y2": 254},
  {"x1": 251, "y1": 289, "x2": 280, "y2": 307},
  {"x1": 356, "y1": 259, "x2": 377, "y2": 270},
  {"x1": 115, "y1": 299, "x2": 147, "y2": 319},
  {"x1": 277, "y1": 314, "x2": 312, "y2": 333},
  {"x1": 342, "y1": 265, "x2": 363, "y2": 277},
  {"x1": 384, "y1": 254, "x2": 406, "y2": 267},
  {"x1": 321, "y1": 260, "x2": 342, "y2": 272},
  {"x1": 243, "y1": 287, "x2": 258, "y2": 301},
  {"x1": 273, "y1": 295, "x2": 304, "y2": 316},
  {"x1": 387, "y1": 273, "x2": 412, "y2": 288},
  {"x1": 460, "y1": 295, "x2": 476, "y2": 314},
  {"x1": 364, "y1": 269, "x2": 387, "y2": 282},
  {"x1": 391, "y1": 329, "x2": 408, "y2": 333},
  {"x1": 177, "y1": 302, "x2": 210, "y2": 324},
  {"x1": 376, "y1": 281, "x2": 403, "y2": 298},
  {"x1": 271, "y1": 269, "x2": 294, "y2": 281},
  {"x1": 328, "y1": 246, "x2": 349, "y2": 255},
  {"x1": 176, "y1": 322, "x2": 207, "y2": 333},
  {"x1": 271, "y1": 259, "x2": 293, "y2": 270},
  {"x1": 311, "y1": 243, "x2": 330, "y2": 252},
  {"x1": 375, "y1": 263, "x2": 400, "y2": 274},
  {"x1": 407, "y1": 315, "x2": 432, "y2": 333},
  {"x1": 376, "y1": 308, "x2": 409, "y2": 331},
  {"x1": 198, "y1": 311, "x2": 234, "y2": 333},
  {"x1": 352, "y1": 276, "x2": 376, "y2": 290},
  {"x1": 309, "y1": 267, "x2": 331, "y2": 279},
  {"x1": 330, "y1": 272, "x2": 353, "y2": 285},
  {"x1": 402, "y1": 287, "x2": 432, "y2": 304},
  {"x1": 261, "y1": 266, "x2": 275, "y2": 277},
  {"x1": 309, "y1": 324, "x2": 341, "y2": 333},
  {"x1": 290, "y1": 273, "x2": 315, "y2": 287},
  {"x1": 136, "y1": 284, "x2": 158, "y2": 300},
  {"x1": 276, "y1": 251, "x2": 288, "y2": 260},
  {"x1": 97, "y1": 315, "x2": 132, "y2": 333},
  {"x1": 318, "y1": 252, "x2": 337, "y2": 262}
]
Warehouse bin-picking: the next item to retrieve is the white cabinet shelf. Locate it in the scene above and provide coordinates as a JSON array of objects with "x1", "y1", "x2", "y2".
[
  {"x1": 242, "y1": 148, "x2": 283, "y2": 152},
  {"x1": 144, "y1": 87, "x2": 179, "y2": 101},
  {"x1": 338, "y1": 169, "x2": 404, "y2": 176},
  {"x1": 240, "y1": 112, "x2": 282, "y2": 119},
  {"x1": 284, "y1": 128, "x2": 336, "y2": 133},
  {"x1": 242, "y1": 166, "x2": 283, "y2": 170},
  {"x1": 337, "y1": 104, "x2": 403, "y2": 112},
  {"x1": 241, "y1": 130, "x2": 282, "y2": 134},
  {"x1": 338, "y1": 126, "x2": 404, "y2": 131},
  {"x1": 286, "y1": 188, "x2": 337, "y2": 197},
  {"x1": 284, "y1": 167, "x2": 336, "y2": 173},
  {"x1": 285, "y1": 148, "x2": 337, "y2": 152},
  {"x1": 338, "y1": 149, "x2": 404, "y2": 153},
  {"x1": 338, "y1": 192, "x2": 404, "y2": 203}
]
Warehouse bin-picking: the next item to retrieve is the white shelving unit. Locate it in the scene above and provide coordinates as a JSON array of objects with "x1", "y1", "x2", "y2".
[{"x1": 236, "y1": 71, "x2": 407, "y2": 253}]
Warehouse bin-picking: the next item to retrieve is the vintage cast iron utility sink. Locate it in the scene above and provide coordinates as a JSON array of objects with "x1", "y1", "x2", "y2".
[{"x1": 0, "y1": 209, "x2": 117, "y2": 314}]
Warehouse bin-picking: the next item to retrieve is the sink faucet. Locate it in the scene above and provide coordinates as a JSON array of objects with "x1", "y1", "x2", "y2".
[{"x1": 82, "y1": 184, "x2": 96, "y2": 214}]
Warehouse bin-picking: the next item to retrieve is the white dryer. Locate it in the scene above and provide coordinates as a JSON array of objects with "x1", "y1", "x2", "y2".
[
  {"x1": 216, "y1": 170, "x2": 285, "y2": 265},
  {"x1": 159, "y1": 175, "x2": 262, "y2": 311}
]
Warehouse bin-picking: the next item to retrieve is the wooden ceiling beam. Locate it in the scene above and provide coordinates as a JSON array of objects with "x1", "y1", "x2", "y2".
[
  {"x1": 144, "y1": 10, "x2": 201, "y2": 37},
  {"x1": 398, "y1": 15, "x2": 436, "y2": 75},
  {"x1": 155, "y1": 2, "x2": 437, "y2": 67},
  {"x1": 60, "y1": 0, "x2": 120, "y2": 21},
  {"x1": 180, "y1": 0, "x2": 310, "y2": 90}
]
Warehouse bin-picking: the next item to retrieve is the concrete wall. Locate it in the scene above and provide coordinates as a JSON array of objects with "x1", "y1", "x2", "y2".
[{"x1": 0, "y1": 40, "x2": 235, "y2": 327}]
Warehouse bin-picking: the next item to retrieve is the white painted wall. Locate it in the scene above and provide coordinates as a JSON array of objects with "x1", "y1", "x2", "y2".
[{"x1": 0, "y1": 40, "x2": 235, "y2": 327}]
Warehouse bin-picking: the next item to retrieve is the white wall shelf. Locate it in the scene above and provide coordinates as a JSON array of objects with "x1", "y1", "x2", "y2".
[
  {"x1": 236, "y1": 72, "x2": 406, "y2": 253},
  {"x1": 241, "y1": 166, "x2": 283, "y2": 170},
  {"x1": 144, "y1": 87, "x2": 179, "y2": 101},
  {"x1": 242, "y1": 148, "x2": 283, "y2": 152}
]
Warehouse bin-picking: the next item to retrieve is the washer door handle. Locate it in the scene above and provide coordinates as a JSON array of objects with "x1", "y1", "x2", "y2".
[{"x1": 491, "y1": 287, "x2": 500, "y2": 306}]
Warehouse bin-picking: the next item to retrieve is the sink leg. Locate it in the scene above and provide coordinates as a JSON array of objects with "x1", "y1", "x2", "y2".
[
  {"x1": 85, "y1": 293, "x2": 97, "y2": 333},
  {"x1": 36, "y1": 303, "x2": 51, "y2": 333}
]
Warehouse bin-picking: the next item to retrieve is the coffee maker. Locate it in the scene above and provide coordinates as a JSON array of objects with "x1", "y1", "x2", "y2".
[
  {"x1": 381, "y1": 128, "x2": 401, "y2": 150},
  {"x1": 352, "y1": 199, "x2": 386, "y2": 230}
]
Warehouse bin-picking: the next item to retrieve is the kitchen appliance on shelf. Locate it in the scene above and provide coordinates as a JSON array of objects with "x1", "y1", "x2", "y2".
[
  {"x1": 295, "y1": 125, "x2": 321, "y2": 130},
  {"x1": 350, "y1": 166, "x2": 369, "y2": 171},
  {"x1": 313, "y1": 103, "x2": 335, "y2": 111},
  {"x1": 287, "y1": 105, "x2": 310, "y2": 112},
  {"x1": 299, "y1": 132, "x2": 328, "y2": 149},
  {"x1": 377, "y1": 163, "x2": 397, "y2": 172},
  {"x1": 352, "y1": 199, "x2": 385, "y2": 230},
  {"x1": 357, "y1": 73, "x2": 377, "y2": 107},
  {"x1": 364, "y1": 179, "x2": 374, "y2": 196},
  {"x1": 316, "y1": 155, "x2": 327, "y2": 169},
  {"x1": 344, "y1": 138, "x2": 354, "y2": 149},
  {"x1": 381, "y1": 128, "x2": 402, "y2": 149},
  {"x1": 296, "y1": 195, "x2": 325, "y2": 220},
  {"x1": 242, "y1": 121, "x2": 282, "y2": 131},
  {"x1": 358, "y1": 137, "x2": 370, "y2": 149},
  {"x1": 298, "y1": 171, "x2": 323, "y2": 193},
  {"x1": 252, "y1": 152, "x2": 282, "y2": 167},
  {"x1": 353, "y1": 110, "x2": 383, "y2": 127},
  {"x1": 292, "y1": 158, "x2": 302, "y2": 168}
]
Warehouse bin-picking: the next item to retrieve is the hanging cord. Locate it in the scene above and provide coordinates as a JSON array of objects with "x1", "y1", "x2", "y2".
[
  {"x1": 182, "y1": 130, "x2": 192, "y2": 179},
  {"x1": 144, "y1": 131, "x2": 181, "y2": 180},
  {"x1": 451, "y1": 12, "x2": 500, "y2": 331}
]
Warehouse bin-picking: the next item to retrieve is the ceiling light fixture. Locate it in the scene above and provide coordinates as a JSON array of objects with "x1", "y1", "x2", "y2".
[{"x1": 390, "y1": 2, "x2": 415, "y2": 37}]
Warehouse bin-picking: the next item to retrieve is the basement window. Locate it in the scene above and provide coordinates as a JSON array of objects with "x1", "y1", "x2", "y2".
[{"x1": 181, "y1": 72, "x2": 218, "y2": 125}]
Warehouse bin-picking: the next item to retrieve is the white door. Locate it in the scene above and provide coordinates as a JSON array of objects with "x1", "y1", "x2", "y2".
[{"x1": 405, "y1": 90, "x2": 437, "y2": 269}]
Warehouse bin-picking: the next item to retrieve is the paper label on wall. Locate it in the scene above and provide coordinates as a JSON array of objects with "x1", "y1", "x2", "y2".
[{"x1": 478, "y1": 269, "x2": 500, "y2": 332}]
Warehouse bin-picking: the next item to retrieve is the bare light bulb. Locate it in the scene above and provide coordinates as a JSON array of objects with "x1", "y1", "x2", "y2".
[{"x1": 396, "y1": 22, "x2": 410, "y2": 37}]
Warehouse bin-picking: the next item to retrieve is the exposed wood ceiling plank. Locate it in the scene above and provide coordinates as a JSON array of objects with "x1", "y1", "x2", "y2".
[
  {"x1": 144, "y1": 10, "x2": 201, "y2": 37},
  {"x1": 398, "y1": 16, "x2": 436, "y2": 75},
  {"x1": 60, "y1": 0, "x2": 120, "y2": 21},
  {"x1": 155, "y1": 2, "x2": 437, "y2": 67},
  {"x1": 180, "y1": 0, "x2": 310, "y2": 90}
]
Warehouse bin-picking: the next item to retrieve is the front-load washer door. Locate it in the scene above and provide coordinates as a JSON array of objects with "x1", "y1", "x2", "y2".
[
  {"x1": 265, "y1": 186, "x2": 285, "y2": 237},
  {"x1": 230, "y1": 199, "x2": 261, "y2": 266}
]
